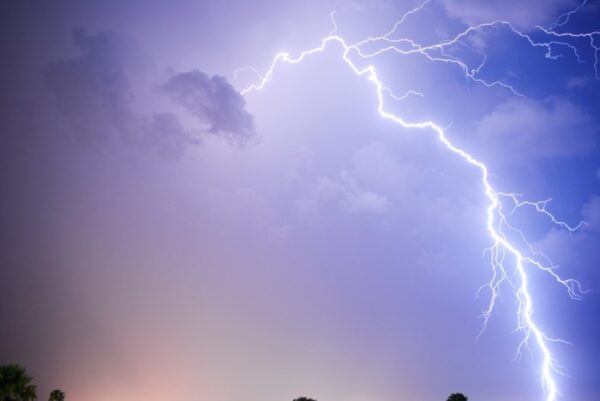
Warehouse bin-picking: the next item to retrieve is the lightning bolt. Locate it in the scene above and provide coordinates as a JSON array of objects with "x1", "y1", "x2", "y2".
[{"x1": 236, "y1": 1, "x2": 596, "y2": 400}]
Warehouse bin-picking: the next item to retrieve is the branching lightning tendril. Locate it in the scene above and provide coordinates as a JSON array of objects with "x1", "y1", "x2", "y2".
[{"x1": 237, "y1": 1, "x2": 596, "y2": 400}]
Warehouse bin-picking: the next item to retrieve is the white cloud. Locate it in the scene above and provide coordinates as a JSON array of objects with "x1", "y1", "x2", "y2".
[
  {"x1": 339, "y1": 170, "x2": 391, "y2": 214},
  {"x1": 296, "y1": 171, "x2": 390, "y2": 217}
]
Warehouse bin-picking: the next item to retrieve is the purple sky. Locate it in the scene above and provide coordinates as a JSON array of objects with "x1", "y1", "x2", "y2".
[{"x1": 1, "y1": 1, "x2": 599, "y2": 401}]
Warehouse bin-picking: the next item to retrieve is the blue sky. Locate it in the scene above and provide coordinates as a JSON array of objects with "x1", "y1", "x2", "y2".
[{"x1": 0, "y1": 1, "x2": 599, "y2": 401}]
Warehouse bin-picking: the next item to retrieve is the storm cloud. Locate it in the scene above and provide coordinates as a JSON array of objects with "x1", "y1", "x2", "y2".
[
  {"x1": 44, "y1": 29, "x2": 253, "y2": 157},
  {"x1": 44, "y1": 28, "x2": 144, "y2": 147},
  {"x1": 161, "y1": 70, "x2": 255, "y2": 144}
]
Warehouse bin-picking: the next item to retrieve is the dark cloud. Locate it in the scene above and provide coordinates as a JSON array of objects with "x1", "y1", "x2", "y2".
[
  {"x1": 44, "y1": 29, "x2": 251, "y2": 158},
  {"x1": 45, "y1": 28, "x2": 143, "y2": 148},
  {"x1": 140, "y1": 112, "x2": 197, "y2": 160},
  {"x1": 161, "y1": 70, "x2": 255, "y2": 144}
]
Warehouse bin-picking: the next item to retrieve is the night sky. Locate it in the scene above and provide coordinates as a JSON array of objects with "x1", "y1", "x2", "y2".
[{"x1": 1, "y1": 1, "x2": 599, "y2": 401}]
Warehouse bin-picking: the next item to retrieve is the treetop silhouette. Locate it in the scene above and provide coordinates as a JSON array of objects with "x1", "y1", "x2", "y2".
[
  {"x1": 447, "y1": 393, "x2": 468, "y2": 401},
  {"x1": 0, "y1": 364, "x2": 37, "y2": 401}
]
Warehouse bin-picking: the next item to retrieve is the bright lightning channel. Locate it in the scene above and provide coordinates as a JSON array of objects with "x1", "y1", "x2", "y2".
[{"x1": 237, "y1": 2, "x2": 595, "y2": 400}]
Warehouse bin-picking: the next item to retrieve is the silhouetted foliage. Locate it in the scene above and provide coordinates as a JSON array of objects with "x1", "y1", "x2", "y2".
[
  {"x1": 447, "y1": 393, "x2": 468, "y2": 401},
  {"x1": 293, "y1": 397, "x2": 317, "y2": 401},
  {"x1": 0, "y1": 364, "x2": 37, "y2": 401},
  {"x1": 48, "y1": 389, "x2": 65, "y2": 401}
]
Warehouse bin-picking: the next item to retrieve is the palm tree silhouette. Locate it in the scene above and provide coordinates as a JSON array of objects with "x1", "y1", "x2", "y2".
[
  {"x1": 293, "y1": 397, "x2": 317, "y2": 401},
  {"x1": 48, "y1": 389, "x2": 65, "y2": 401},
  {"x1": 447, "y1": 393, "x2": 468, "y2": 401},
  {"x1": 0, "y1": 364, "x2": 37, "y2": 401}
]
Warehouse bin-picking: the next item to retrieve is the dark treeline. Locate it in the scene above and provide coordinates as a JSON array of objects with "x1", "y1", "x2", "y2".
[
  {"x1": 1, "y1": 364, "x2": 467, "y2": 401},
  {"x1": 292, "y1": 393, "x2": 468, "y2": 401},
  {"x1": 0, "y1": 364, "x2": 63, "y2": 401}
]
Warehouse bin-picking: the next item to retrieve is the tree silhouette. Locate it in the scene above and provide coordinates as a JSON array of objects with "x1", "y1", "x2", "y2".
[
  {"x1": 293, "y1": 397, "x2": 317, "y2": 401},
  {"x1": 447, "y1": 393, "x2": 468, "y2": 401},
  {"x1": 48, "y1": 389, "x2": 65, "y2": 401},
  {"x1": 0, "y1": 364, "x2": 37, "y2": 401}
]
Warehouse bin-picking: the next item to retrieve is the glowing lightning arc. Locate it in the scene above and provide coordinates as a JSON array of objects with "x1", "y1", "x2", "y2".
[{"x1": 237, "y1": 2, "x2": 593, "y2": 400}]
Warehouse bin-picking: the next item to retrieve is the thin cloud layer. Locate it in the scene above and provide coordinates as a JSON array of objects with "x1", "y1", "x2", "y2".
[
  {"x1": 536, "y1": 196, "x2": 600, "y2": 285},
  {"x1": 441, "y1": 0, "x2": 577, "y2": 27},
  {"x1": 474, "y1": 97, "x2": 596, "y2": 164}
]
